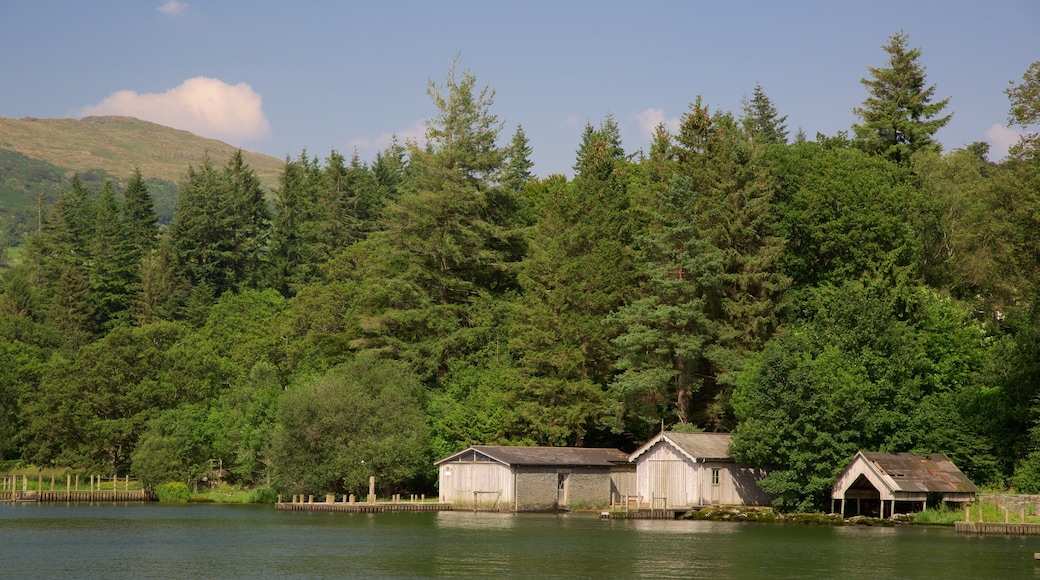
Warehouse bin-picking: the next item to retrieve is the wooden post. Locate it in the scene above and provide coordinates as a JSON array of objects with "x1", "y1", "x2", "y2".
[
  {"x1": 277, "y1": 494, "x2": 282, "y2": 504},
  {"x1": 125, "y1": 475, "x2": 129, "y2": 491},
  {"x1": 308, "y1": 494, "x2": 313, "y2": 503},
  {"x1": 67, "y1": 474, "x2": 71, "y2": 501},
  {"x1": 75, "y1": 474, "x2": 79, "y2": 491},
  {"x1": 1005, "y1": 507, "x2": 1010, "y2": 523},
  {"x1": 368, "y1": 476, "x2": 376, "y2": 504},
  {"x1": 50, "y1": 474, "x2": 55, "y2": 490},
  {"x1": 349, "y1": 494, "x2": 355, "y2": 504},
  {"x1": 38, "y1": 473, "x2": 42, "y2": 492},
  {"x1": 965, "y1": 505, "x2": 970, "y2": 522}
]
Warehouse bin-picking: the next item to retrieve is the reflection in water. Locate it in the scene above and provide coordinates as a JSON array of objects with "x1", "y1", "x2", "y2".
[
  {"x1": 434, "y1": 510, "x2": 518, "y2": 530},
  {"x1": 3, "y1": 504, "x2": 1040, "y2": 578}
]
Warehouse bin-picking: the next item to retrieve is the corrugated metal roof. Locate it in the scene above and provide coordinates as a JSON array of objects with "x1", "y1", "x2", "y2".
[
  {"x1": 436, "y1": 446, "x2": 629, "y2": 467},
  {"x1": 861, "y1": 452, "x2": 979, "y2": 494},
  {"x1": 663, "y1": 432, "x2": 733, "y2": 460},
  {"x1": 628, "y1": 431, "x2": 734, "y2": 463}
]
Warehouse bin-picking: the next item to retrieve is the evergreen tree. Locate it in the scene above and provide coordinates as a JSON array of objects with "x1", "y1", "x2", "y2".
[
  {"x1": 741, "y1": 83, "x2": 788, "y2": 145},
  {"x1": 122, "y1": 168, "x2": 159, "y2": 258},
  {"x1": 169, "y1": 153, "x2": 271, "y2": 297},
  {"x1": 509, "y1": 118, "x2": 639, "y2": 443},
  {"x1": 852, "y1": 31, "x2": 952, "y2": 163},
  {"x1": 502, "y1": 124, "x2": 534, "y2": 193},
  {"x1": 90, "y1": 181, "x2": 136, "y2": 331},
  {"x1": 270, "y1": 152, "x2": 325, "y2": 296}
]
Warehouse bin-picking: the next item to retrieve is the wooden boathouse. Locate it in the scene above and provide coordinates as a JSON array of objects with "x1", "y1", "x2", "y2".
[
  {"x1": 628, "y1": 431, "x2": 771, "y2": 510},
  {"x1": 830, "y1": 451, "x2": 977, "y2": 518},
  {"x1": 435, "y1": 446, "x2": 633, "y2": 512}
]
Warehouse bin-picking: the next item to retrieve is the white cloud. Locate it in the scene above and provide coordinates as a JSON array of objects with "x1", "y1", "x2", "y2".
[
  {"x1": 636, "y1": 107, "x2": 680, "y2": 138},
  {"x1": 348, "y1": 118, "x2": 427, "y2": 152},
  {"x1": 985, "y1": 124, "x2": 1024, "y2": 160},
  {"x1": 79, "y1": 77, "x2": 271, "y2": 143},
  {"x1": 158, "y1": 0, "x2": 187, "y2": 15}
]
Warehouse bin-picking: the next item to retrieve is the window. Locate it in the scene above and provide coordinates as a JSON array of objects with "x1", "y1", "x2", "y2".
[{"x1": 711, "y1": 468, "x2": 720, "y2": 486}]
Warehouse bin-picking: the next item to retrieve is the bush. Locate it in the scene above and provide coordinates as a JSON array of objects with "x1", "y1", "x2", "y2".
[
  {"x1": 156, "y1": 481, "x2": 191, "y2": 503},
  {"x1": 247, "y1": 487, "x2": 278, "y2": 504}
]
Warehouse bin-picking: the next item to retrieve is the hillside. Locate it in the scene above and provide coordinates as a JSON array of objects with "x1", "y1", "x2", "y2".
[{"x1": 0, "y1": 115, "x2": 284, "y2": 189}]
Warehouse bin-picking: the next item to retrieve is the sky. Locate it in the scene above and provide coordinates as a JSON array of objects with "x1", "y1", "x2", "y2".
[{"x1": 1, "y1": 1, "x2": 1037, "y2": 177}]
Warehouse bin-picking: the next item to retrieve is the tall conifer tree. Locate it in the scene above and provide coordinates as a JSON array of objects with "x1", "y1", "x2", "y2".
[{"x1": 852, "y1": 31, "x2": 951, "y2": 163}]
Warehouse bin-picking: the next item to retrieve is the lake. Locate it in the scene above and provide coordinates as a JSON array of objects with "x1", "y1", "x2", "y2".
[{"x1": 2, "y1": 503, "x2": 1038, "y2": 578}]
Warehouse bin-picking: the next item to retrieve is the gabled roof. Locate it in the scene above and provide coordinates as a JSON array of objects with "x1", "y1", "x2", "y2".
[
  {"x1": 859, "y1": 451, "x2": 978, "y2": 494},
  {"x1": 628, "y1": 431, "x2": 733, "y2": 463},
  {"x1": 435, "y1": 445, "x2": 629, "y2": 467},
  {"x1": 832, "y1": 451, "x2": 978, "y2": 498}
]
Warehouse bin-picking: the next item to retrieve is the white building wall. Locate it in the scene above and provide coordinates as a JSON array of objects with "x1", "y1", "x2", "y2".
[{"x1": 438, "y1": 462, "x2": 513, "y2": 510}]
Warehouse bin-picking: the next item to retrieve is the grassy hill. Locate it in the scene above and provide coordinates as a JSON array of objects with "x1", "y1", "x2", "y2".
[
  {"x1": 0, "y1": 115, "x2": 284, "y2": 190},
  {"x1": 0, "y1": 115, "x2": 286, "y2": 253}
]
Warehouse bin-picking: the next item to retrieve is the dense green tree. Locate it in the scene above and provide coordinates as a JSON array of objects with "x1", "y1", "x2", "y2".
[
  {"x1": 779, "y1": 145, "x2": 922, "y2": 297},
  {"x1": 169, "y1": 152, "x2": 270, "y2": 297},
  {"x1": 351, "y1": 59, "x2": 521, "y2": 381},
  {"x1": 741, "y1": 83, "x2": 788, "y2": 145},
  {"x1": 507, "y1": 118, "x2": 638, "y2": 445},
  {"x1": 611, "y1": 175, "x2": 722, "y2": 430},
  {"x1": 90, "y1": 181, "x2": 136, "y2": 331},
  {"x1": 731, "y1": 282, "x2": 992, "y2": 510},
  {"x1": 852, "y1": 31, "x2": 952, "y2": 163},
  {"x1": 270, "y1": 355, "x2": 430, "y2": 495},
  {"x1": 122, "y1": 167, "x2": 159, "y2": 257},
  {"x1": 130, "y1": 404, "x2": 221, "y2": 487},
  {"x1": 270, "y1": 152, "x2": 325, "y2": 296}
]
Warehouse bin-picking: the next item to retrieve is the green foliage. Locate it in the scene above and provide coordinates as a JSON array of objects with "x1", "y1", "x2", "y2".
[
  {"x1": 731, "y1": 283, "x2": 993, "y2": 511},
  {"x1": 8, "y1": 52, "x2": 1040, "y2": 504},
  {"x1": 852, "y1": 31, "x2": 952, "y2": 163},
  {"x1": 155, "y1": 481, "x2": 191, "y2": 502},
  {"x1": 270, "y1": 355, "x2": 430, "y2": 495}
]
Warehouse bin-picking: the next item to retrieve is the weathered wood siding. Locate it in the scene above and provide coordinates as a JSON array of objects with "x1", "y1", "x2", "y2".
[
  {"x1": 831, "y1": 457, "x2": 908, "y2": 501},
  {"x1": 634, "y1": 441, "x2": 770, "y2": 507},
  {"x1": 438, "y1": 462, "x2": 513, "y2": 510},
  {"x1": 610, "y1": 466, "x2": 636, "y2": 504}
]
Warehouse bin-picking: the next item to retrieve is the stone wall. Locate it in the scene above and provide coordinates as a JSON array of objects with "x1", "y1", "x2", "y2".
[
  {"x1": 980, "y1": 493, "x2": 1040, "y2": 514},
  {"x1": 514, "y1": 467, "x2": 614, "y2": 511}
]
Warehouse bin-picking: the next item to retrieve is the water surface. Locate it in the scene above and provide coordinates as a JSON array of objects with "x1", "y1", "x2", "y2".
[{"x1": 2, "y1": 503, "x2": 1038, "y2": 578}]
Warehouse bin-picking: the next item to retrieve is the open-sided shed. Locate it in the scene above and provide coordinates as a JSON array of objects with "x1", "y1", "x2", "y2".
[
  {"x1": 628, "y1": 432, "x2": 771, "y2": 509},
  {"x1": 436, "y1": 446, "x2": 633, "y2": 512},
  {"x1": 830, "y1": 451, "x2": 978, "y2": 518}
]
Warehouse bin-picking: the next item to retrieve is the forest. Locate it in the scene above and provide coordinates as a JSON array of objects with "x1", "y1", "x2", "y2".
[{"x1": 2, "y1": 34, "x2": 1039, "y2": 512}]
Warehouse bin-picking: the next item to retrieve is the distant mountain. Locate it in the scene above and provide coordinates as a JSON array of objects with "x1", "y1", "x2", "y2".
[
  {"x1": 0, "y1": 115, "x2": 285, "y2": 237},
  {"x1": 0, "y1": 114, "x2": 284, "y2": 194}
]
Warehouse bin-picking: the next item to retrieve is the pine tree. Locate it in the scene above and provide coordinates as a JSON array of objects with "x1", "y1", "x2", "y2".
[
  {"x1": 122, "y1": 168, "x2": 159, "y2": 259},
  {"x1": 502, "y1": 124, "x2": 534, "y2": 193},
  {"x1": 169, "y1": 153, "x2": 270, "y2": 297},
  {"x1": 741, "y1": 83, "x2": 788, "y2": 145},
  {"x1": 852, "y1": 30, "x2": 952, "y2": 163},
  {"x1": 90, "y1": 181, "x2": 136, "y2": 331}
]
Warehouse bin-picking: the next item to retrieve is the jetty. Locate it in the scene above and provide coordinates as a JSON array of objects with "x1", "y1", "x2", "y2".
[
  {"x1": 275, "y1": 493, "x2": 451, "y2": 514},
  {"x1": 2, "y1": 474, "x2": 155, "y2": 503},
  {"x1": 955, "y1": 521, "x2": 1040, "y2": 536}
]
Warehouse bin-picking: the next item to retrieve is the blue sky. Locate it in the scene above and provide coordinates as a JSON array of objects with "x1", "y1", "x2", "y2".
[{"x1": 2, "y1": 1, "x2": 1037, "y2": 176}]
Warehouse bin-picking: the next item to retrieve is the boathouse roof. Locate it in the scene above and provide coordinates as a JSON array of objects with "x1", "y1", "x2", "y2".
[
  {"x1": 628, "y1": 431, "x2": 733, "y2": 463},
  {"x1": 831, "y1": 451, "x2": 978, "y2": 501},
  {"x1": 435, "y1": 445, "x2": 630, "y2": 467}
]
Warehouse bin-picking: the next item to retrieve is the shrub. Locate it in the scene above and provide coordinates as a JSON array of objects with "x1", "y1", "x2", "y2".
[
  {"x1": 156, "y1": 481, "x2": 191, "y2": 503},
  {"x1": 247, "y1": 487, "x2": 278, "y2": 504}
]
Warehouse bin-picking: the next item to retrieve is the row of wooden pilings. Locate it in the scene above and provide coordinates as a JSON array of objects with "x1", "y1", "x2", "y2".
[
  {"x1": 274, "y1": 492, "x2": 450, "y2": 513},
  {"x1": 282, "y1": 492, "x2": 427, "y2": 505},
  {"x1": 1, "y1": 473, "x2": 153, "y2": 503},
  {"x1": 954, "y1": 504, "x2": 1040, "y2": 535}
]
